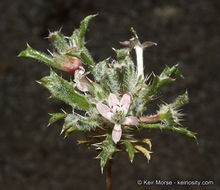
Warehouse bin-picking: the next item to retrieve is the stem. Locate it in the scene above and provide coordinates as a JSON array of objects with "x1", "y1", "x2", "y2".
[
  {"x1": 106, "y1": 159, "x2": 113, "y2": 190},
  {"x1": 138, "y1": 123, "x2": 198, "y2": 143}
]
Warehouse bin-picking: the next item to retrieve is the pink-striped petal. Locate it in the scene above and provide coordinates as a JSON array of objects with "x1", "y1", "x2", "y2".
[
  {"x1": 112, "y1": 124, "x2": 122, "y2": 144},
  {"x1": 108, "y1": 93, "x2": 120, "y2": 109},
  {"x1": 120, "y1": 94, "x2": 131, "y2": 112},
  {"x1": 76, "y1": 82, "x2": 88, "y2": 92},
  {"x1": 74, "y1": 68, "x2": 85, "y2": 78},
  {"x1": 123, "y1": 116, "x2": 139, "y2": 125},
  {"x1": 96, "y1": 103, "x2": 113, "y2": 121}
]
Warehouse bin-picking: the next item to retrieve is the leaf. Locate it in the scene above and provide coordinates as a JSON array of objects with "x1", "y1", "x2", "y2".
[
  {"x1": 81, "y1": 51, "x2": 95, "y2": 68},
  {"x1": 64, "y1": 113, "x2": 97, "y2": 136},
  {"x1": 69, "y1": 16, "x2": 96, "y2": 69},
  {"x1": 135, "y1": 145, "x2": 152, "y2": 161},
  {"x1": 69, "y1": 29, "x2": 81, "y2": 48},
  {"x1": 64, "y1": 113, "x2": 98, "y2": 132},
  {"x1": 97, "y1": 134, "x2": 116, "y2": 169},
  {"x1": 77, "y1": 140, "x2": 89, "y2": 145},
  {"x1": 79, "y1": 14, "x2": 97, "y2": 46},
  {"x1": 146, "y1": 75, "x2": 174, "y2": 96},
  {"x1": 139, "y1": 138, "x2": 152, "y2": 150},
  {"x1": 93, "y1": 60, "x2": 119, "y2": 93},
  {"x1": 92, "y1": 82, "x2": 108, "y2": 100},
  {"x1": 114, "y1": 48, "x2": 130, "y2": 61},
  {"x1": 48, "y1": 113, "x2": 67, "y2": 125},
  {"x1": 160, "y1": 64, "x2": 183, "y2": 78},
  {"x1": 18, "y1": 45, "x2": 56, "y2": 67},
  {"x1": 122, "y1": 140, "x2": 136, "y2": 162},
  {"x1": 40, "y1": 69, "x2": 90, "y2": 110},
  {"x1": 146, "y1": 64, "x2": 183, "y2": 96},
  {"x1": 138, "y1": 123, "x2": 198, "y2": 143},
  {"x1": 92, "y1": 60, "x2": 108, "y2": 81},
  {"x1": 171, "y1": 91, "x2": 189, "y2": 109},
  {"x1": 49, "y1": 31, "x2": 69, "y2": 54},
  {"x1": 113, "y1": 62, "x2": 129, "y2": 92},
  {"x1": 65, "y1": 126, "x2": 78, "y2": 136},
  {"x1": 158, "y1": 106, "x2": 174, "y2": 123}
]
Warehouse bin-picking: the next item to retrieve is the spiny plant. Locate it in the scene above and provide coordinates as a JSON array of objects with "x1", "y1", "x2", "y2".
[{"x1": 19, "y1": 15, "x2": 197, "y2": 190}]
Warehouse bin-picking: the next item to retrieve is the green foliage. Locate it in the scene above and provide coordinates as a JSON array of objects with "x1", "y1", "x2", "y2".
[
  {"x1": 81, "y1": 51, "x2": 95, "y2": 68},
  {"x1": 63, "y1": 113, "x2": 99, "y2": 135},
  {"x1": 171, "y1": 91, "x2": 189, "y2": 109},
  {"x1": 40, "y1": 69, "x2": 90, "y2": 111},
  {"x1": 122, "y1": 140, "x2": 136, "y2": 162},
  {"x1": 93, "y1": 60, "x2": 119, "y2": 94},
  {"x1": 19, "y1": 15, "x2": 197, "y2": 171},
  {"x1": 97, "y1": 134, "x2": 117, "y2": 169},
  {"x1": 49, "y1": 113, "x2": 67, "y2": 126},
  {"x1": 49, "y1": 31, "x2": 69, "y2": 54},
  {"x1": 147, "y1": 64, "x2": 182, "y2": 96},
  {"x1": 139, "y1": 123, "x2": 197, "y2": 143},
  {"x1": 18, "y1": 45, "x2": 56, "y2": 67},
  {"x1": 79, "y1": 14, "x2": 97, "y2": 46},
  {"x1": 92, "y1": 82, "x2": 108, "y2": 100}
]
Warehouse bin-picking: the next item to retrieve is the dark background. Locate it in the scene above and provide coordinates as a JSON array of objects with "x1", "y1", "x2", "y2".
[{"x1": 0, "y1": 0, "x2": 219, "y2": 189}]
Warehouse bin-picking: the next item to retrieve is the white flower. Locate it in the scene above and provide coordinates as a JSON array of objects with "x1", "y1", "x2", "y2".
[{"x1": 96, "y1": 93, "x2": 138, "y2": 144}]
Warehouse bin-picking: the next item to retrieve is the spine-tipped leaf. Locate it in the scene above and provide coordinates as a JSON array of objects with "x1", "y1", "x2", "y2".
[
  {"x1": 81, "y1": 51, "x2": 95, "y2": 68},
  {"x1": 139, "y1": 123, "x2": 197, "y2": 143},
  {"x1": 79, "y1": 14, "x2": 97, "y2": 46},
  {"x1": 135, "y1": 145, "x2": 152, "y2": 161},
  {"x1": 114, "y1": 48, "x2": 130, "y2": 62},
  {"x1": 122, "y1": 140, "x2": 136, "y2": 162},
  {"x1": 49, "y1": 113, "x2": 67, "y2": 126},
  {"x1": 171, "y1": 91, "x2": 189, "y2": 109},
  {"x1": 49, "y1": 31, "x2": 69, "y2": 54},
  {"x1": 97, "y1": 134, "x2": 117, "y2": 169},
  {"x1": 64, "y1": 113, "x2": 98, "y2": 132},
  {"x1": 92, "y1": 82, "x2": 108, "y2": 100},
  {"x1": 160, "y1": 64, "x2": 183, "y2": 78},
  {"x1": 18, "y1": 45, "x2": 56, "y2": 67},
  {"x1": 40, "y1": 69, "x2": 90, "y2": 110},
  {"x1": 147, "y1": 64, "x2": 183, "y2": 96},
  {"x1": 138, "y1": 138, "x2": 152, "y2": 150},
  {"x1": 93, "y1": 60, "x2": 119, "y2": 93}
]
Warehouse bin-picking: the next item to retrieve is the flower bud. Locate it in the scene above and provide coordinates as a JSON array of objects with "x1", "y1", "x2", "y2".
[{"x1": 62, "y1": 57, "x2": 82, "y2": 74}]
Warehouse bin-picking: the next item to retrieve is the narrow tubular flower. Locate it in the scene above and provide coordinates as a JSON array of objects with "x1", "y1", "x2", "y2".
[
  {"x1": 96, "y1": 93, "x2": 139, "y2": 143},
  {"x1": 134, "y1": 44, "x2": 144, "y2": 79}
]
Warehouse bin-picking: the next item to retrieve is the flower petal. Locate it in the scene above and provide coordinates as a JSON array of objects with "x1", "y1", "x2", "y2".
[
  {"x1": 120, "y1": 94, "x2": 131, "y2": 113},
  {"x1": 96, "y1": 103, "x2": 113, "y2": 121},
  {"x1": 123, "y1": 116, "x2": 139, "y2": 125},
  {"x1": 112, "y1": 124, "x2": 122, "y2": 144},
  {"x1": 108, "y1": 93, "x2": 120, "y2": 108},
  {"x1": 76, "y1": 82, "x2": 88, "y2": 92},
  {"x1": 74, "y1": 69, "x2": 85, "y2": 81}
]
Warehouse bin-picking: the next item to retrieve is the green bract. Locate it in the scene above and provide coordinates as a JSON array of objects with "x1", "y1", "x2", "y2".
[{"x1": 19, "y1": 15, "x2": 197, "y2": 171}]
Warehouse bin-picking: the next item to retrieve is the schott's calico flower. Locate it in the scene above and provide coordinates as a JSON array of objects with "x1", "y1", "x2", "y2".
[
  {"x1": 19, "y1": 15, "x2": 196, "y2": 180},
  {"x1": 96, "y1": 93, "x2": 139, "y2": 143}
]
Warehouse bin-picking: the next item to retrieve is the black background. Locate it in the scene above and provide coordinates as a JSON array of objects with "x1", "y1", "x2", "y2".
[{"x1": 0, "y1": 0, "x2": 219, "y2": 189}]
